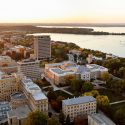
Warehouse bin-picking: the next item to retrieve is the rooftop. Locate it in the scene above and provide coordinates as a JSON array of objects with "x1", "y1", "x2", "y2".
[
  {"x1": 10, "y1": 92, "x2": 26, "y2": 100},
  {"x1": 86, "y1": 64, "x2": 108, "y2": 71},
  {"x1": 62, "y1": 96, "x2": 96, "y2": 105},
  {"x1": 7, "y1": 105, "x2": 31, "y2": 119},
  {"x1": 89, "y1": 113, "x2": 116, "y2": 125},
  {"x1": 0, "y1": 56, "x2": 11, "y2": 61},
  {"x1": 46, "y1": 61, "x2": 75, "y2": 67},
  {"x1": 50, "y1": 68, "x2": 75, "y2": 76},
  {"x1": 0, "y1": 101, "x2": 11, "y2": 121},
  {"x1": 22, "y1": 78, "x2": 47, "y2": 100},
  {"x1": 18, "y1": 59, "x2": 40, "y2": 64},
  {"x1": 0, "y1": 101, "x2": 10, "y2": 110}
]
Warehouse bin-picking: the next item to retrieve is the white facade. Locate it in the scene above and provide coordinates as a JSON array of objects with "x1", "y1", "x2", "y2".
[
  {"x1": 67, "y1": 54, "x2": 75, "y2": 62},
  {"x1": 62, "y1": 96, "x2": 96, "y2": 122},
  {"x1": 88, "y1": 113, "x2": 116, "y2": 125},
  {"x1": 21, "y1": 78, "x2": 48, "y2": 113},
  {"x1": 86, "y1": 64, "x2": 108, "y2": 79},
  {"x1": 81, "y1": 71, "x2": 90, "y2": 81}
]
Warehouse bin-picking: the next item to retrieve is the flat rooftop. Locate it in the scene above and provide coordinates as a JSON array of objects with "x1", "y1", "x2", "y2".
[
  {"x1": 86, "y1": 64, "x2": 108, "y2": 71},
  {"x1": 7, "y1": 105, "x2": 31, "y2": 119},
  {"x1": 50, "y1": 68, "x2": 75, "y2": 76},
  {"x1": 0, "y1": 101, "x2": 10, "y2": 110},
  {"x1": 46, "y1": 61, "x2": 75, "y2": 67},
  {"x1": 11, "y1": 92, "x2": 26, "y2": 100},
  {"x1": 22, "y1": 78, "x2": 47, "y2": 100},
  {"x1": 51, "y1": 68, "x2": 65, "y2": 74},
  {"x1": 0, "y1": 56, "x2": 11, "y2": 60},
  {"x1": 18, "y1": 59, "x2": 40, "y2": 64},
  {"x1": 63, "y1": 96, "x2": 96, "y2": 106},
  {"x1": 89, "y1": 113, "x2": 116, "y2": 125}
]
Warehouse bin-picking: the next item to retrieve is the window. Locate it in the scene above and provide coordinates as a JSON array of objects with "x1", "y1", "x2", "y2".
[
  {"x1": 19, "y1": 120, "x2": 21, "y2": 125},
  {"x1": 10, "y1": 119, "x2": 12, "y2": 124}
]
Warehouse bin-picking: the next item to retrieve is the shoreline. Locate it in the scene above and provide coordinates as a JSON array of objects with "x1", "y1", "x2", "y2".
[{"x1": 0, "y1": 25, "x2": 125, "y2": 35}]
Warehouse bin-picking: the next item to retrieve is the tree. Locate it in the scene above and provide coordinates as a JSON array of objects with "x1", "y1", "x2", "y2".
[
  {"x1": 66, "y1": 115, "x2": 70, "y2": 125},
  {"x1": 51, "y1": 100, "x2": 60, "y2": 112},
  {"x1": 56, "y1": 96, "x2": 65, "y2": 109},
  {"x1": 101, "y1": 72, "x2": 110, "y2": 81},
  {"x1": 47, "y1": 117, "x2": 61, "y2": 125},
  {"x1": 114, "y1": 108, "x2": 125, "y2": 125},
  {"x1": 47, "y1": 90, "x2": 57, "y2": 100},
  {"x1": 83, "y1": 90, "x2": 99, "y2": 98},
  {"x1": 26, "y1": 111, "x2": 48, "y2": 125},
  {"x1": 59, "y1": 111, "x2": 65, "y2": 125},
  {"x1": 118, "y1": 67, "x2": 125, "y2": 79},
  {"x1": 82, "y1": 81, "x2": 93, "y2": 92},
  {"x1": 96, "y1": 95, "x2": 110, "y2": 107},
  {"x1": 74, "y1": 115, "x2": 87, "y2": 125},
  {"x1": 71, "y1": 79, "x2": 82, "y2": 92},
  {"x1": 64, "y1": 75, "x2": 75, "y2": 85}
]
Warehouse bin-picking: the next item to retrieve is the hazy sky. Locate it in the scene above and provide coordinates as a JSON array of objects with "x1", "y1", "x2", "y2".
[{"x1": 0, "y1": 0, "x2": 125, "y2": 23}]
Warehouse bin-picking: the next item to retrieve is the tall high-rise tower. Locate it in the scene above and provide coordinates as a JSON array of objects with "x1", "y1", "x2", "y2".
[{"x1": 34, "y1": 35, "x2": 51, "y2": 60}]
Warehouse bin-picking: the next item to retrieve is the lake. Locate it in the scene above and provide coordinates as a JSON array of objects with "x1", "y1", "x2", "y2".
[{"x1": 34, "y1": 27, "x2": 125, "y2": 57}]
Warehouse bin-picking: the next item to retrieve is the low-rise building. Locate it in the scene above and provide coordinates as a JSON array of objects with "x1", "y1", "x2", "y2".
[
  {"x1": 62, "y1": 96, "x2": 96, "y2": 122},
  {"x1": 87, "y1": 54, "x2": 103, "y2": 64},
  {"x1": 88, "y1": 113, "x2": 116, "y2": 125},
  {"x1": 0, "y1": 71, "x2": 20, "y2": 101},
  {"x1": 20, "y1": 78, "x2": 48, "y2": 114},
  {"x1": 68, "y1": 49, "x2": 82, "y2": 63},
  {"x1": 86, "y1": 64, "x2": 108, "y2": 79},
  {"x1": 7, "y1": 105, "x2": 31, "y2": 125},
  {"x1": 106, "y1": 54, "x2": 118, "y2": 59},
  {"x1": 0, "y1": 56, "x2": 18, "y2": 73},
  {"x1": 0, "y1": 102, "x2": 11, "y2": 122},
  {"x1": 45, "y1": 61, "x2": 108, "y2": 85},
  {"x1": 10, "y1": 92, "x2": 27, "y2": 109}
]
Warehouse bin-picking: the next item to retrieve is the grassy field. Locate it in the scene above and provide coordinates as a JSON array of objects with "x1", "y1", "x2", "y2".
[
  {"x1": 54, "y1": 90, "x2": 73, "y2": 99},
  {"x1": 111, "y1": 102, "x2": 125, "y2": 110},
  {"x1": 98, "y1": 89, "x2": 124, "y2": 102}
]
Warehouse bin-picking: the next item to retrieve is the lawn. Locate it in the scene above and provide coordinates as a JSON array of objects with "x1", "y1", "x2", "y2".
[
  {"x1": 111, "y1": 102, "x2": 125, "y2": 111},
  {"x1": 54, "y1": 90, "x2": 73, "y2": 99},
  {"x1": 43, "y1": 86, "x2": 53, "y2": 91},
  {"x1": 98, "y1": 89, "x2": 124, "y2": 102}
]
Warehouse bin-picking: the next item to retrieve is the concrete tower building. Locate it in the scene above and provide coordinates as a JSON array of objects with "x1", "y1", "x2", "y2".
[
  {"x1": 18, "y1": 59, "x2": 41, "y2": 80},
  {"x1": 34, "y1": 35, "x2": 51, "y2": 60}
]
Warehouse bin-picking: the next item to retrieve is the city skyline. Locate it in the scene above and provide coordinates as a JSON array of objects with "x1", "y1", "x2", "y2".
[{"x1": 0, "y1": 0, "x2": 125, "y2": 23}]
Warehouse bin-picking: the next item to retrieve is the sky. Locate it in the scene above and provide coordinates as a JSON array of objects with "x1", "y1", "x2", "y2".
[{"x1": 0, "y1": 0, "x2": 125, "y2": 23}]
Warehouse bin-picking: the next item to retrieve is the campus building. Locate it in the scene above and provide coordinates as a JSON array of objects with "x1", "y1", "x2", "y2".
[
  {"x1": 62, "y1": 96, "x2": 96, "y2": 122},
  {"x1": 45, "y1": 61, "x2": 80, "y2": 85},
  {"x1": 0, "y1": 102, "x2": 11, "y2": 122},
  {"x1": 18, "y1": 59, "x2": 41, "y2": 80},
  {"x1": 7, "y1": 105, "x2": 31, "y2": 125},
  {"x1": 0, "y1": 71, "x2": 20, "y2": 101},
  {"x1": 0, "y1": 56, "x2": 18, "y2": 73},
  {"x1": 88, "y1": 113, "x2": 116, "y2": 125},
  {"x1": 86, "y1": 64, "x2": 108, "y2": 79},
  {"x1": 10, "y1": 92, "x2": 27, "y2": 109},
  {"x1": 20, "y1": 78, "x2": 48, "y2": 114},
  {"x1": 45, "y1": 61, "x2": 108, "y2": 85},
  {"x1": 34, "y1": 35, "x2": 51, "y2": 60}
]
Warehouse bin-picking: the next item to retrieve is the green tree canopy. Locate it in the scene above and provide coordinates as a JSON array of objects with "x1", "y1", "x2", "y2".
[
  {"x1": 26, "y1": 111, "x2": 48, "y2": 125},
  {"x1": 96, "y1": 95, "x2": 110, "y2": 107},
  {"x1": 82, "y1": 81, "x2": 93, "y2": 92},
  {"x1": 47, "y1": 117, "x2": 61, "y2": 125}
]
